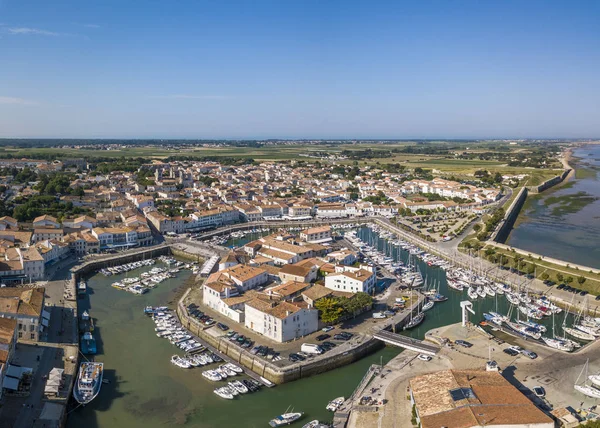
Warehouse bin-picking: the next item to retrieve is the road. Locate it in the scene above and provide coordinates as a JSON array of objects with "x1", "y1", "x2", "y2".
[{"x1": 4, "y1": 260, "x2": 79, "y2": 428}]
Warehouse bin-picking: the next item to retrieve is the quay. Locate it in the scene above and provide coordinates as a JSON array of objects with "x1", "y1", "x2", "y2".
[
  {"x1": 332, "y1": 364, "x2": 381, "y2": 428},
  {"x1": 168, "y1": 297, "x2": 275, "y2": 387}
]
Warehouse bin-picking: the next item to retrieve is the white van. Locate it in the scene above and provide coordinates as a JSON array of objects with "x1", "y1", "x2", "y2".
[
  {"x1": 372, "y1": 312, "x2": 387, "y2": 319},
  {"x1": 300, "y1": 343, "x2": 324, "y2": 355}
]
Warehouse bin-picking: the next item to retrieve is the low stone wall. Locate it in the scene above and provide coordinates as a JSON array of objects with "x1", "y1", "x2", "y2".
[
  {"x1": 170, "y1": 247, "x2": 205, "y2": 262},
  {"x1": 491, "y1": 187, "x2": 528, "y2": 243},
  {"x1": 528, "y1": 169, "x2": 571, "y2": 193}
]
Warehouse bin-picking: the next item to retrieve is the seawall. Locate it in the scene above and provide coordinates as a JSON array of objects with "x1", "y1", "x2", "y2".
[
  {"x1": 491, "y1": 187, "x2": 528, "y2": 244},
  {"x1": 527, "y1": 168, "x2": 571, "y2": 194},
  {"x1": 492, "y1": 168, "x2": 571, "y2": 243}
]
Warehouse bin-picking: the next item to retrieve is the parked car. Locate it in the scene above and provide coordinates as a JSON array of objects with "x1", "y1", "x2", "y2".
[
  {"x1": 322, "y1": 326, "x2": 334, "y2": 332},
  {"x1": 316, "y1": 334, "x2": 330, "y2": 341},
  {"x1": 289, "y1": 353, "x2": 302, "y2": 362},
  {"x1": 320, "y1": 341, "x2": 336, "y2": 351},
  {"x1": 503, "y1": 348, "x2": 519, "y2": 356},
  {"x1": 334, "y1": 332, "x2": 353, "y2": 341},
  {"x1": 418, "y1": 354, "x2": 432, "y2": 362},
  {"x1": 256, "y1": 346, "x2": 267, "y2": 356},
  {"x1": 372, "y1": 312, "x2": 387, "y2": 319},
  {"x1": 533, "y1": 386, "x2": 546, "y2": 398},
  {"x1": 557, "y1": 284, "x2": 566, "y2": 290},
  {"x1": 455, "y1": 340, "x2": 472, "y2": 348},
  {"x1": 522, "y1": 350, "x2": 538, "y2": 359},
  {"x1": 217, "y1": 322, "x2": 229, "y2": 331}
]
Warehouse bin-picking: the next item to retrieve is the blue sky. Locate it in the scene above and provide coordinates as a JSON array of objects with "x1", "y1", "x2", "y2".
[{"x1": 0, "y1": 0, "x2": 599, "y2": 139}]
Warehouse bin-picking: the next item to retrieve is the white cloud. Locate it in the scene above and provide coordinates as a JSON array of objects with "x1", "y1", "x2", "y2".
[
  {"x1": 0, "y1": 96, "x2": 39, "y2": 106},
  {"x1": 6, "y1": 27, "x2": 61, "y2": 36},
  {"x1": 151, "y1": 94, "x2": 231, "y2": 100}
]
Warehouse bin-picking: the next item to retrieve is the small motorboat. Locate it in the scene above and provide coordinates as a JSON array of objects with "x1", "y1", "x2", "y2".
[
  {"x1": 269, "y1": 411, "x2": 304, "y2": 427},
  {"x1": 225, "y1": 363, "x2": 243, "y2": 373},
  {"x1": 326, "y1": 396, "x2": 345, "y2": 411},
  {"x1": 214, "y1": 387, "x2": 234, "y2": 399},
  {"x1": 170, "y1": 355, "x2": 191, "y2": 369},
  {"x1": 229, "y1": 380, "x2": 249, "y2": 394},
  {"x1": 202, "y1": 370, "x2": 222, "y2": 382}
]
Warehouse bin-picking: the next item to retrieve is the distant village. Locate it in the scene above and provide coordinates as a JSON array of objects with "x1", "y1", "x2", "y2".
[{"x1": 0, "y1": 157, "x2": 503, "y2": 286}]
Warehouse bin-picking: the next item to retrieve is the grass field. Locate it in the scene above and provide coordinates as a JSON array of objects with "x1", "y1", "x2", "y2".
[{"x1": 0, "y1": 143, "x2": 564, "y2": 179}]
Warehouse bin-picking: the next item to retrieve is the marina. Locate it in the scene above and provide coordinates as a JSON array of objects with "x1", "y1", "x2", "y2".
[
  {"x1": 101, "y1": 257, "x2": 199, "y2": 295},
  {"x1": 68, "y1": 225, "x2": 595, "y2": 427}
]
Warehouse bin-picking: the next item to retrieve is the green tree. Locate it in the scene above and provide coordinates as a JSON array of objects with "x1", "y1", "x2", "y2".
[
  {"x1": 540, "y1": 272, "x2": 550, "y2": 281},
  {"x1": 578, "y1": 276, "x2": 587, "y2": 285},
  {"x1": 556, "y1": 272, "x2": 564, "y2": 283},
  {"x1": 565, "y1": 276, "x2": 574, "y2": 284},
  {"x1": 314, "y1": 297, "x2": 344, "y2": 324}
]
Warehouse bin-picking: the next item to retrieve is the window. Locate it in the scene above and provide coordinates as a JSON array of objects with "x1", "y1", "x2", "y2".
[
  {"x1": 18, "y1": 332, "x2": 22, "y2": 338},
  {"x1": 31, "y1": 333, "x2": 35, "y2": 340}
]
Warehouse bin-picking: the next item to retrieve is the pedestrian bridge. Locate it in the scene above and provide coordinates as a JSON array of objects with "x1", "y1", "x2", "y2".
[{"x1": 373, "y1": 330, "x2": 440, "y2": 356}]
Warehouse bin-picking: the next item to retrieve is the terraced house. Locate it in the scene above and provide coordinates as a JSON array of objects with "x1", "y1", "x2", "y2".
[
  {"x1": 244, "y1": 298, "x2": 318, "y2": 343},
  {"x1": 0, "y1": 288, "x2": 46, "y2": 341}
]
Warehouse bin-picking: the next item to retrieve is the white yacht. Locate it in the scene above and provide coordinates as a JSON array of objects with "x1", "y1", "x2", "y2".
[{"x1": 73, "y1": 362, "x2": 103, "y2": 405}]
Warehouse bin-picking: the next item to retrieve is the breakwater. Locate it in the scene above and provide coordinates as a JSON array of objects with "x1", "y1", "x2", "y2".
[{"x1": 492, "y1": 168, "x2": 571, "y2": 243}]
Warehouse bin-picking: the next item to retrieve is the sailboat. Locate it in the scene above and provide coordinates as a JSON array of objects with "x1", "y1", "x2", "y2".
[
  {"x1": 421, "y1": 298, "x2": 434, "y2": 312},
  {"x1": 542, "y1": 312, "x2": 574, "y2": 352},
  {"x1": 403, "y1": 289, "x2": 425, "y2": 330},
  {"x1": 563, "y1": 299, "x2": 595, "y2": 341},
  {"x1": 588, "y1": 370, "x2": 600, "y2": 388},
  {"x1": 430, "y1": 280, "x2": 448, "y2": 302},
  {"x1": 574, "y1": 359, "x2": 600, "y2": 398}
]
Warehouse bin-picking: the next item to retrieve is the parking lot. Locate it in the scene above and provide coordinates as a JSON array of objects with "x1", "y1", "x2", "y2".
[{"x1": 183, "y1": 294, "x2": 371, "y2": 366}]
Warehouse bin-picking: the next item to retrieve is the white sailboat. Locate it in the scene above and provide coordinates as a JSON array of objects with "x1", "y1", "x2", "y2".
[{"x1": 575, "y1": 359, "x2": 600, "y2": 398}]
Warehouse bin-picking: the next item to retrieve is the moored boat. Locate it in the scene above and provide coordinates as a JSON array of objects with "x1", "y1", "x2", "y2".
[
  {"x1": 326, "y1": 396, "x2": 345, "y2": 411},
  {"x1": 564, "y1": 327, "x2": 595, "y2": 341},
  {"x1": 403, "y1": 312, "x2": 425, "y2": 330},
  {"x1": 73, "y1": 362, "x2": 103, "y2": 405},
  {"x1": 269, "y1": 411, "x2": 304, "y2": 427},
  {"x1": 421, "y1": 300, "x2": 434, "y2": 312}
]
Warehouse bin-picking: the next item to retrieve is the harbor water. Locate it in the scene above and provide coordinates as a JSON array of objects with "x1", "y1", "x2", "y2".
[{"x1": 70, "y1": 226, "x2": 581, "y2": 427}]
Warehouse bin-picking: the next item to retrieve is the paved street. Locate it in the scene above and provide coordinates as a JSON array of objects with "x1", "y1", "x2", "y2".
[
  {"x1": 350, "y1": 321, "x2": 600, "y2": 428},
  {"x1": 0, "y1": 259, "x2": 80, "y2": 428}
]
